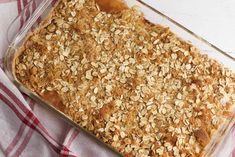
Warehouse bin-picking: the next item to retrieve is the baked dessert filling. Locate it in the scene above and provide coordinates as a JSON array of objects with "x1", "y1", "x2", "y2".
[{"x1": 14, "y1": 0, "x2": 235, "y2": 156}]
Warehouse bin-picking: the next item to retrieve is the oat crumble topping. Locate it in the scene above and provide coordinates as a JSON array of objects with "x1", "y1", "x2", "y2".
[{"x1": 15, "y1": 0, "x2": 235, "y2": 156}]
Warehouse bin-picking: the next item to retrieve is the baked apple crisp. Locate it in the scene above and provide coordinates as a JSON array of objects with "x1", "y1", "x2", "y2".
[{"x1": 14, "y1": 0, "x2": 235, "y2": 156}]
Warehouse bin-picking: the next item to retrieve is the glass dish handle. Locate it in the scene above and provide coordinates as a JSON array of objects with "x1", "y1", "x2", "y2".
[
  {"x1": 7, "y1": 0, "x2": 35, "y2": 43},
  {"x1": 7, "y1": 0, "x2": 53, "y2": 44}
]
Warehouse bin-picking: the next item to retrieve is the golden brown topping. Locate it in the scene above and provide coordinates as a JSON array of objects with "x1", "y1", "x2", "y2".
[
  {"x1": 41, "y1": 91, "x2": 65, "y2": 112},
  {"x1": 14, "y1": 0, "x2": 235, "y2": 156},
  {"x1": 95, "y1": 0, "x2": 127, "y2": 12},
  {"x1": 194, "y1": 128, "x2": 210, "y2": 147}
]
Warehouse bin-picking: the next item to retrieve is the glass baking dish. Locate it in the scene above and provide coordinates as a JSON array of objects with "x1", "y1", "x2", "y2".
[{"x1": 3, "y1": 0, "x2": 235, "y2": 156}]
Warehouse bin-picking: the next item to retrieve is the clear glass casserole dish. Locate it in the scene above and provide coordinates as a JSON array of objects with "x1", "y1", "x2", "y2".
[{"x1": 3, "y1": 0, "x2": 235, "y2": 156}]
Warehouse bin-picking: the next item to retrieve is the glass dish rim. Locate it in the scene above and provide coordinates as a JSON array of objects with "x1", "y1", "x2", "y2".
[{"x1": 3, "y1": 0, "x2": 235, "y2": 156}]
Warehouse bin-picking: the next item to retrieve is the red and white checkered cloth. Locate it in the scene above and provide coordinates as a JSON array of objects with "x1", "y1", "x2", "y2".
[{"x1": 0, "y1": 0, "x2": 235, "y2": 157}]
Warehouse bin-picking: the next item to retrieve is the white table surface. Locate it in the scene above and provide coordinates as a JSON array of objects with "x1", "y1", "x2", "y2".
[{"x1": 144, "y1": 0, "x2": 235, "y2": 58}]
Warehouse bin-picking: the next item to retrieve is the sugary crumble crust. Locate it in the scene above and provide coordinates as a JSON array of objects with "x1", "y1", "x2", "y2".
[{"x1": 15, "y1": 0, "x2": 235, "y2": 156}]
